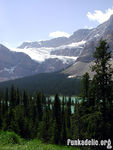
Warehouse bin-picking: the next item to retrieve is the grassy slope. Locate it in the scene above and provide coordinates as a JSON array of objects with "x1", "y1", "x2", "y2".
[
  {"x1": 0, "y1": 131, "x2": 80, "y2": 150},
  {"x1": 0, "y1": 139, "x2": 80, "y2": 150}
]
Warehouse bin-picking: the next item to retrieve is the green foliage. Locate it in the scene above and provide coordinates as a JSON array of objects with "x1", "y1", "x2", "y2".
[
  {"x1": 52, "y1": 94, "x2": 62, "y2": 144},
  {"x1": 91, "y1": 39, "x2": 113, "y2": 140},
  {"x1": 0, "y1": 138, "x2": 80, "y2": 150},
  {"x1": 80, "y1": 111, "x2": 103, "y2": 139},
  {"x1": 92, "y1": 39, "x2": 113, "y2": 103},
  {"x1": 0, "y1": 131, "x2": 22, "y2": 144},
  {"x1": 80, "y1": 72, "x2": 90, "y2": 101}
]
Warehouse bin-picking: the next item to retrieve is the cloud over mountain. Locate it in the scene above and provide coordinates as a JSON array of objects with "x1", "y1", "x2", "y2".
[
  {"x1": 49, "y1": 31, "x2": 70, "y2": 38},
  {"x1": 87, "y1": 7, "x2": 113, "y2": 23}
]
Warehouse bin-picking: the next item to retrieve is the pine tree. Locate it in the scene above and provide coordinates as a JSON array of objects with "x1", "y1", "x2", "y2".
[
  {"x1": 0, "y1": 90, "x2": 3, "y2": 129},
  {"x1": 61, "y1": 97, "x2": 67, "y2": 144},
  {"x1": 5, "y1": 88, "x2": 9, "y2": 111},
  {"x1": 92, "y1": 40, "x2": 112, "y2": 113},
  {"x1": 16, "y1": 88, "x2": 20, "y2": 106},
  {"x1": 36, "y1": 92, "x2": 43, "y2": 122},
  {"x1": 38, "y1": 105, "x2": 50, "y2": 142},
  {"x1": 52, "y1": 94, "x2": 61, "y2": 144},
  {"x1": 66, "y1": 97, "x2": 71, "y2": 129},
  {"x1": 80, "y1": 72, "x2": 90, "y2": 103},
  {"x1": 91, "y1": 39, "x2": 113, "y2": 139},
  {"x1": 65, "y1": 97, "x2": 71, "y2": 139},
  {"x1": 52, "y1": 120, "x2": 59, "y2": 144},
  {"x1": 22, "y1": 90, "x2": 29, "y2": 109},
  {"x1": 61, "y1": 96, "x2": 65, "y2": 124},
  {"x1": 72, "y1": 99, "x2": 81, "y2": 139},
  {"x1": 10, "y1": 85, "x2": 16, "y2": 107}
]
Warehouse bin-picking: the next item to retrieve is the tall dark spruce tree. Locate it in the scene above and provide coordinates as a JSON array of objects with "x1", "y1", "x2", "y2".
[
  {"x1": 80, "y1": 72, "x2": 90, "y2": 104},
  {"x1": 65, "y1": 97, "x2": 72, "y2": 139},
  {"x1": 91, "y1": 39, "x2": 113, "y2": 140},
  {"x1": 10, "y1": 85, "x2": 16, "y2": 107},
  {"x1": 61, "y1": 97, "x2": 67, "y2": 144},
  {"x1": 0, "y1": 90, "x2": 3, "y2": 129},
  {"x1": 52, "y1": 94, "x2": 61, "y2": 144},
  {"x1": 35, "y1": 92, "x2": 43, "y2": 122}
]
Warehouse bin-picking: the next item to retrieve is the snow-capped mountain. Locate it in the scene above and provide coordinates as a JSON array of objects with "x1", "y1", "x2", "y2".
[
  {"x1": 17, "y1": 15, "x2": 113, "y2": 65},
  {"x1": 12, "y1": 29, "x2": 89, "y2": 74},
  {"x1": 1, "y1": 14, "x2": 113, "y2": 82},
  {"x1": 9, "y1": 37, "x2": 87, "y2": 78}
]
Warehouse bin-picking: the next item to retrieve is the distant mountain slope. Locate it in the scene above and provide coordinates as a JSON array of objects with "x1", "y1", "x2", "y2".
[
  {"x1": 0, "y1": 44, "x2": 39, "y2": 82},
  {"x1": 0, "y1": 72, "x2": 81, "y2": 96},
  {"x1": 0, "y1": 44, "x2": 75, "y2": 82}
]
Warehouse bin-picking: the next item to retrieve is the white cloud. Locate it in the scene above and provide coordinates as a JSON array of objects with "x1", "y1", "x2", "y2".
[
  {"x1": 49, "y1": 31, "x2": 70, "y2": 38},
  {"x1": 87, "y1": 8, "x2": 113, "y2": 24},
  {"x1": 84, "y1": 25, "x2": 94, "y2": 29},
  {"x1": 25, "y1": 40, "x2": 32, "y2": 43},
  {"x1": 1, "y1": 41, "x2": 11, "y2": 48}
]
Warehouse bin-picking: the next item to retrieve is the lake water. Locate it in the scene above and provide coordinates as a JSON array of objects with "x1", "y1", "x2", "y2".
[{"x1": 46, "y1": 96, "x2": 82, "y2": 113}]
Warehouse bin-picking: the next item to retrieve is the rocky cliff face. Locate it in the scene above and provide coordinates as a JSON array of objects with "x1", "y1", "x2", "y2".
[{"x1": 63, "y1": 15, "x2": 113, "y2": 77}]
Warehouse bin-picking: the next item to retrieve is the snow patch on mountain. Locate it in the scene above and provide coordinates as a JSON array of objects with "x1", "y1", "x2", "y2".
[
  {"x1": 0, "y1": 66, "x2": 16, "y2": 74},
  {"x1": 11, "y1": 47, "x2": 77, "y2": 63},
  {"x1": 94, "y1": 34, "x2": 100, "y2": 38},
  {"x1": 68, "y1": 75, "x2": 76, "y2": 78},
  {"x1": 10, "y1": 40, "x2": 85, "y2": 63},
  {"x1": 11, "y1": 47, "x2": 53, "y2": 62},
  {"x1": 53, "y1": 40, "x2": 86, "y2": 50}
]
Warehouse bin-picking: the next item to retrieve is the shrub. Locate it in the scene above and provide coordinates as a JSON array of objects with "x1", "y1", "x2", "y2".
[{"x1": 0, "y1": 131, "x2": 22, "y2": 144}]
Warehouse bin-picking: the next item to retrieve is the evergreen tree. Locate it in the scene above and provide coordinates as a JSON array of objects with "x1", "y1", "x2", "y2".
[
  {"x1": 72, "y1": 100, "x2": 81, "y2": 139},
  {"x1": 52, "y1": 94, "x2": 61, "y2": 144},
  {"x1": 65, "y1": 97, "x2": 72, "y2": 139},
  {"x1": 16, "y1": 88, "x2": 20, "y2": 106},
  {"x1": 91, "y1": 39, "x2": 113, "y2": 141},
  {"x1": 0, "y1": 90, "x2": 3, "y2": 129},
  {"x1": 38, "y1": 105, "x2": 50, "y2": 142},
  {"x1": 4, "y1": 88, "x2": 9, "y2": 111},
  {"x1": 80, "y1": 72, "x2": 90, "y2": 103},
  {"x1": 36, "y1": 92, "x2": 43, "y2": 122},
  {"x1": 66, "y1": 97, "x2": 71, "y2": 129},
  {"x1": 10, "y1": 85, "x2": 16, "y2": 107},
  {"x1": 61, "y1": 96, "x2": 65, "y2": 124},
  {"x1": 61, "y1": 97, "x2": 67, "y2": 144},
  {"x1": 92, "y1": 40, "x2": 113, "y2": 120},
  {"x1": 52, "y1": 120, "x2": 59, "y2": 144},
  {"x1": 22, "y1": 90, "x2": 29, "y2": 109}
]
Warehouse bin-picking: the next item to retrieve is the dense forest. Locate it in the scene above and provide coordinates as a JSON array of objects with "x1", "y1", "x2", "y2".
[
  {"x1": 0, "y1": 40, "x2": 113, "y2": 150},
  {"x1": 0, "y1": 72, "x2": 81, "y2": 96}
]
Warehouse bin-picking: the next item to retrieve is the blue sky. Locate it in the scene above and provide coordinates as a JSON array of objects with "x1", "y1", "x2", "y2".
[{"x1": 1, "y1": 0, "x2": 113, "y2": 48}]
